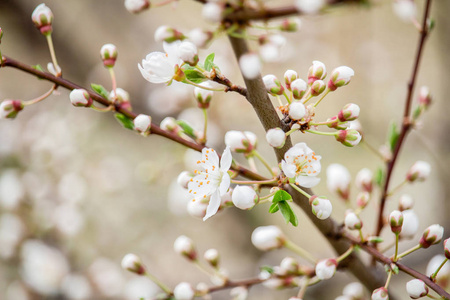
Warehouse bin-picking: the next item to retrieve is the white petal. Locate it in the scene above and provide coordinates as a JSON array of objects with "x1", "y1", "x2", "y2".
[
  {"x1": 281, "y1": 160, "x2": 296, "y2": 178},
  {"x1": 220, "y1": 146, "x2": 232, "y2": 172},
  {"x1": 219, "y1": 173, "x2": 230, "y2": 195},
  {"x1": 296, "y1": 176, "x2": 320, "y2": 188},
  {"x1": 203, "y1": 190, "x2": 221, "y2": 221},
  {"x1": 163, "y1": 41, "x2": 182, "y2": 65}
]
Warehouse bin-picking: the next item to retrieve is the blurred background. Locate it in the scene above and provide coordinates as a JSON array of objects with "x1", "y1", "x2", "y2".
[{"x1": 0, "y1": 0, "x2": 449, "y2": 299}]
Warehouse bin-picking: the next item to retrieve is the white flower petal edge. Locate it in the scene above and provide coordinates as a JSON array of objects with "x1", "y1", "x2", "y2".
[{"x1": 281, "y1": 143, "x2": 321, "y2": 188}]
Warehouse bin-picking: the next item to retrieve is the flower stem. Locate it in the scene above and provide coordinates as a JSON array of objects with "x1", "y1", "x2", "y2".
[
  {"x1": 275, "y1": 95, "x2": 283, "y2": 106},
  {"x1": 285, "y1": 127, "x2": 299, "y2": 137},
  {"x1": 358, "y1": 229, "x2": 365, "y2": 243},
  {"x1": 297, "y1": 277, "x2": 311, "y2": 298},
  {"x1": 313, "y1": 89, "x2": 330, "y2": 107},
  {"x1": 22, "y1": 85, "x2": 56, "y2": 106},
  {"x1": 386, "y1": 180, "x2": 408, "y2": 197},
  {"x1": 289, "y1": 183, "x2": 312, "y2": 199},
  {"x1": 45, "y1": 34, "x2": 60, "y2": 76},
  {"x1": 201, "y1": 108, "x2": 208, "y2": 145},
  {"x1": 305, "y1": 129, "x2": 336, "y2": 136},
  {"x1": 284, "y1": 240, "x2": 317, "y2": 264},
  {"x1": 153, "y1": 0, "x2": 176, "y2": 7},
  {"x1": 360, "y1": 139, "x2": 385, "y2": 160},
  {"x1": 91, "y1": 104, "x2": 114, "y2": 112},
  {"x1": 185, "y1": 79, "x2": 225, "y2": 91},
  {"x1": 337, "y1": 245, "x2": 354, "y2": 263},
  {"x1": 259, "y1": 191, "x2": 276, "y2": 202},
  {"x1": 193, "y1": 260, "x2": 215, "y2": 278},
  {"x1": 251, "y1": 150, "x2": 276, "y2": 177},
  {"x1": 144, "y1": 271, "x2": 172, "y2": 294},
  {"x1": 430, "y1": 258, "x2": 449, "y2": 281},
  {"x1": 396, "y1": 244, "x2": 422, "y2": 259},
  {"x1": 384, "y1": 269, "x2": 393, "y2": 289},
  {"x1": 247, "y1": 156, "x2": 258, "y2": 173},
  {"x1": 283, "y1": 90, "x2": 291, "y2": 104},
  {"x1": 231, "y1": 178, "x2": 277, "y2": 185},
  {"x1": 393, "y1": 233, "x2": 400, "y2": 262},
  {"x1": 108, "y1": 67, "x2": 117, "y2": 100}
]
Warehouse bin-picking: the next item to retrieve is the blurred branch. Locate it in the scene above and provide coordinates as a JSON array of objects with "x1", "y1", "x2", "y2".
[{"x1": 375, "y1": 0, "x2": 433, "y2": 237}]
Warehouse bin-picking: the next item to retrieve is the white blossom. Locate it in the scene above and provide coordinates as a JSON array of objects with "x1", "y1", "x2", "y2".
[
  {"x1": 282, "y1": 143, "x2": 321, "y2": 188},
  {"x1": 173, "y1": 282, "x2": 195, "y2": 300},
  {"x1": 371, "y1": 287, "x2": 388, "y2": 300},
  {"x1": 393, "y1": 0, "x2": 417, "y2": 22},
  {"x1": 399, "y1": 194, "x2": 414, "y2": 211},
  {"x1": 202, "y1": 2, "x2": 223, "y2": 23},
  {"x1": 406, "y1": 161, "x2": 431, "y2": 182},
  {"x1": 251, "y1": 226, "x2": 285, "y2": 251},
  {"x1": 188, "y1": 28, "x2": 211, "y2": 48},
  {"x1": 355, "y1": 168, "x2": 373, "y2": 192},
  {"x1": 406, "y1": 279, "x2": 428, "y2": 299},
  {"x1": 289, "y1": 101, "x2": 306, "y2": 120},
  {"x1": 295, "y1": 0, "x2": 325, "y2": 14},
  {"x1": 239, "y1": 53, "x2": 261, "y2": 79},
  {"x1": 121, "y1": 253, "x2": 145, "y2": 274},
  {"x1": 174, "y1": 235, "x2": 196, "y2": 260},
  {"x1": 133, "y1": 114, "x2": 152, "y2": 135},
  {"x1": 178, "y1": 41, "x2": 198, "y2": 66},
  {"x1": 232, "y1": 185, "x2": 258, "y2": 210},
  {"x1": 400, "y1": 209, "x2": 419, "y2": 238}
]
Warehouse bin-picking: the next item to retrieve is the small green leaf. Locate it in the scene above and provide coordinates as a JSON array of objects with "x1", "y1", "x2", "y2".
[
  {"x1": 91, "y1": 83, "x2": 110, "y2": 100},
  {"x1": 272, "y1": 190, "x2": 292, "y2": 204},
  {"x1": 114, "y1": 113, "x2": 134, "y2": 130},
  {"x1": 375, "y1": 167, "x2": 384, "y2": 187},
  {"x1": 32, "y1": 64, "x2": 45, "y2": 79},
  {"x1": 183, "y1": 69, "x2": 207, "y2": 83},
  {"x1": 269, "y1": 203, "x2": 279, "y2": 214},
  {"x1": 204, "y1": 53, "x2": 215, "y2": 71},
  {"x1": 278, "y1": 201, "x2": 291, "y2": 224},
  {"x1": 260, "y1": 266, "x2": 274, "y2": 274},
  {"x1": 176, "y1": 120, "x2": 197, "y2": 139},
  {"x1": 413, "y1": 106, "x2": 422, "y2": 120},
  {"x1": 289, "y1": 208, "x2": 299, "y2": 227},
  {"x1": 387, "y1": 121, "x2": 400, "y2": 152}
]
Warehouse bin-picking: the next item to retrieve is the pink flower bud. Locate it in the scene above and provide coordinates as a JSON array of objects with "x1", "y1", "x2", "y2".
[
  {"x1": 251, "y1": 226, "x2": 285, "y2": 251},
  {"x1": 188, "y1": 28, "x2": 213, "y2": 48},
  {"x1": 420, "y1": 224, "x2": 444, "y2": 248},
  {"x1": 121, "y1": 253, "x2": 145, "y2": 275},
  {"x1": 338, "y1": 103, "x2": 360, "y2": 122},
  {"x1": 31, "y1": 4, "x2": 53, "y2": 35},
  {"x1": 335, "y1": 129, "x2": 362, "y2": 147},
  {"x1": 289, "y1": 101, "x2": 306, "y2": 120},
  {"x1": 418, "y1": 86, "x2": 431, "y2": 108},
  {"x1": 174, "y1": 282, "x2": 195, "y2": 300},
  {"x1": 399, "y1": 194, "x2": 414, "y2": 211},
  {"x1": 406, "y1": 161, "x2": 431, "y2": 182},
  {"x1": 266, "y1": 128, "x2": 286, "y2": 148},
  {"x1": 310, "y1": 80, "x2": 326, "y2": 96},
  {"x1": 232, "y1": 185, "x2": 258, "y2": 210},
  {"x1": 225, "y1": 130, "x2": 257, "y2": 153},
  {"x1": 263, "y1": 75, "x2": 284, "y2": 95},
  {"x1": 308, "y1": 60, "x2": 327, "y2": 84},
  {"x1": 345, "y1": 211, "x2": 362, "y2": 230},
  {"x1": 279, "y1": 18, "x2": 302, "y2": 32},
  {"x1": 389, "y1": 210, "x2": 404, "y2": 234},
  {"x1": 0, "y1": 100, "x2": 24, "y2": 119},
  {"x1": 239, "y1": 53, "x2": 261, "y2": 80},
  {"x1": 100, "y1": 44, "x2": 118, "y2": 68},
  {"x1": 204, "y1": 248, "x2": 219, "y2": 267},
  {"x1": 174, "y1": 235, "x2": 197, "y2": 260},
  {"x1": 406, "y1": 279, "x2": 428, "y2": 299},
  {"x1": 355, "y1": 168, "x2": 373, "y2": 193},
  {"x1": 133, "y1": 114, "x2": 152, "y2": 136},
  {"x1": 328, "y1": 66, "x2": 354, "y2": 91},
  {"x1": 326, "y1": 164, "x2": 351, "y2": 200},
  {"x1": 69, "y1": 89, "x2": 92, "y2": 107},
  {"x1": 194, "y1": 82, "x2": 214, "y2": 108},
  {"x1": 309, "y1": 196, "x2": 332, "y2": 220},
  {"x1": 290, "y1": 78, "x2": 307, "y2": 99},
  {"x1": 371, "y1": 287, "x2": 388, "y2": 300},
  {"x1": 445, "y1": 238, "x2": 450, "y2": 259},
  {"x1": 315, "y1": 258, "x2": 337, "y2": 280},
  {"x1": 178, "y1": 41, "x2": 198, "y2": 66},
  {"x1": 154, "y1": 25, "x2": 185, "y2": 43},
  {"x1": 284, "y1": 69, "x2": 298, "y2": 90},
  {"x1": 124, "y1": 0, "x2": 150, "y2": 14},
  {"x1": 356, "y1": 192, "x2": 370, "y2": 209}
]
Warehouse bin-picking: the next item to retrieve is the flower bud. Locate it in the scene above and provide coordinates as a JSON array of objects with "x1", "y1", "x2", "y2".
[
  {"x1": 204, "y1": 248, "x2": 219, "y2": 267},
  {"x1": 211, "y1": 268, "x2": 229, "y2": 286},
  {"x1": 356, "y1": 192, "x2": 370, "y2": 209},
  {"x1": 177, "y1": 171, "x2": 194, "y2": 189},
  {"x1": 133, "y1": 114, "x2": 152, "y2": 136},
  {"x1": 288, "y1": 101, "x2": 306, "y2": 120},
  {"x1": 124, "y1": 0, "x2": 150, "y2": 14},
  {"x1": 263, "y1": 75, "x2": 284, "y2": 95},
  {"x1": 444, "y1": 238, "x2": 450, "y2": 259},
  {"x1": 328, "y1": 66, "x2": 354, "y2": 91},
  {"x1": 389, "y1": 210, "x2": 403, "y2": 234},
  {"x1": 295, "y1": 0, "x2": 325, "y2": 14},
  {"x1": 69, "y1": 89, "x2": 92, "y2": 107},
  {"x1": 308, "y1": 61, "x2": 327, "y2": 84},
  {"x1": 338, "y1": 103, "x2": 360, "y2": 122},
  {"x1": 188, "y1": 28, "x2": 213, "y2": 48},
  {"x1": 251, "y1": 226, "x2": 285, "y2": 251},
  {"x1": 309, "y1": 196, "x2": 332, "y2": 220},
  {"x1": 279, "y1": 18, "x2": 302, "y2": 32},
  {"x1": 355, "y1": 168, "x2": 373, "y2": 193},
  {"x1": 266, "y1": 128, "x2": 286, "y2": 148},
  {"x1": 230, "y1": 286, "x2": 248, "y2": 300},
  {"x1": 239, "y1": 53, "x2": 261, "y2": 80},
  {"x1": 427, "y1": 254, "x2": 450, "y2": 287},
  {"x1": 345, "y1": 211, "x2": 362, "y2": 230},
  {"x1": 160, "y1": 117, "x2": 180, "y2": 132},
  {"x1": 343, "y1": 282, "x2": 365, "y2": 299},
  {"x1": 393, "y1": 0, "x2": 417, "y2": 23},
  {"x1": 420, "y1": 224, "x2": 444, "y2": 248},
  {"x1": 406, "y1": 279, "x2": 428, "y2": 299},
  {"x1": 154, "y1": 25, "x2": 185, "y2": 43},
  {"x1": 418, "y1": 86, "x2": 431, "y2": 108},
  {"x1": 326, "y1": 116, "x2": 347, "y2": 130},
  {"x1": 187, "y1": 198, "x2": 208, "y2": 218},
  {"x1": 121, "y1": 253, "x2": 145, "y2": 275},
  {"x1": 290, "y1": 78, "x2": 307, "y2": 99},
  {"x1": 400, "y1": 210, "x2": 419, "y2": 239},
  {"x1": 100, "y1": 44, "x2": 118, "y2": 68},
  {"x1": 399, "y1": 194, "x2": 414, "y2": 211},
  {"x1": 367, "y1": 236, "x2": 384, "y2": 244},
  {"x1": 284, "y1": 69, "x2": 298, "y2": 90},
  {"x1": 0, "y1": 100, "x2": 24, "y2": 119},
  {"x1": 173, "y1": 282, "x2": 195, "y2": 300},
  {"x1": 371, "y1": 287, "x2": 388, "y2": 300},
  {"x1": 310, "y1": 80, "x2": 326, "y2": 96},
  {"x1": 326, "y1": 164, "x2": 351, "y2": 200},
  {"x1": 194, "y1": 82, "x2": 214, "y2": 109},
  {"x1": 232, "y1": 186, "x2": 258, "y2": 210},
  {"x1": 202, "y1": 2, "x2": 223, "y2": 23},
  {"x1": 335, "y1": 129, "x2": 362, "y2": 147},
  {"x1": 225, "y1": 131, "x2": 257, "y2": 154},
  {"x1": 178, "y1": 41, "x2": 198, "y2": 66},
  {"x1": 280, "y1": 257, "x2": 299, "y2": 274},
  {"x1": 315, "y1": 259, "x2": 337, "y2": 280},
  {"x1": 174, "y1": 235, "x2": 197, "y2": 260},
  {"x1": 31, "y1": 4, "x2": 53, "y2": 35},
  {"x1": 0, "y1": 27, "x2": 3, "y2": 44},
  {"x1": 47, "y1": 62, "x2": 61, "y2": 77},
  {"x1": 406, "y1": 161, "x2": 431, "y2": 182}
]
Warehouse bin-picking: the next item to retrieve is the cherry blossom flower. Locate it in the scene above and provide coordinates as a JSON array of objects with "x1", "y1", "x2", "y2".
[
  {"x1": 281, "y1": 143, "x2": 321, "y2": 188},
  {"x1": 188, "y1": 147, "x2": 232, "y2": 220}
]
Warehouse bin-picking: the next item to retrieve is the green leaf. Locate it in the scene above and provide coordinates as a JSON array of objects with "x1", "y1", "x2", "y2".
[
  {"x1": 272, "y1": 190, "x2": 292, "y2": 204},
  {"x1": 114, "y1": 113, "x2": 134, "y2": 130},
  {"x1": 387, "y1": 121, "x2": 400, "y2": 152},
  {"x1": 375, "y1": 167, "x2": 384, "y2": 187},
  {"x1": 268, "y1": 203, "x2": 279, "y2": 214},
  {"x1": 278, "y1": 201, "x2": 291, "y2": 224},
  {"x1": 32, "y1": 64, "x2": 45, "y2": 79},
  {"x1": 183, "y1": 69, "x2": 207, "y2": 84},
  {"x1": 260, "y1": 266, "x2": 274, "y2": 274},
  {"x1": 176, "y1": 120, "x2": 197, "y2": 139},
  {"x1": 290, "y1": 207, "x2": 299, "y2": 227},
  {"x1": 204, "y1": 53, "x2": 215, "y2": 72},
  {"x1": 91, "y1": 83, "x2": 110, "y2": 100}
]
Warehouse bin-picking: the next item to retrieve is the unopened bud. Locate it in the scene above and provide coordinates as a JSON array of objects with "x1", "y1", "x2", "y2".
[
  {"x1": 110, "y1": 88, "x2": 131, "y2": 110},
  {"x1": 343, "y1": 282, "x2": 365, "y2": 299},
  {"x1": 187, "y1": 198, "x2": 208, "y2": 219},
  {"x1": 406, "y1": 161, "x2": 431, "y2": 182},
  {"x1": 174, "y1": 235, "x2": 197, "y2": 260},
  {"x1": 289, "y1": 101, "x2": 306, "y2": 120},
  {"x1": 230, "y1": 286, "x2": 248, "y2": 300},
  {"x1": 399, "y1": 194, "x2": 414, "y2": 211},
  {"x1": 280, "y1": 257, "x2": 300, "y2": 274},
  {"x1": 400, "y1": 210, "x2": 419, "y2": 239},
  {"x1": 121, "y1": 253, "x2": 145, "y2": 275},
  {"x1": 284, "y1": 69, "x2": 298, "y2": 90},
  {"x1": 124, "y1": 0, "x2": 150, "y2": 14},
  {"x1": 356, "y1": 192, "x2": 370, "y2": 209},
  {"x1": 177, "y1": 171, "x2": 193, "y2": 189},
  {"x1": 418, "y1": 86, "x2": 431, "y2": 108},
  {"x1": 266, "y1": 128, "x2": 286, "y2": 148},
  {"x1": 345, "y1": 211, "x2": 362, "y2": 230},
  {"x1": 355, "y1": 168, "x2": 373, "y2": 193},
  {"x1": 69, "y1": 89, "x2": 92, "y2": 107},
  {"x1": 420, "y1": 224, "x2": 444, "y2": 248},
  {"x1": 232, "y1": 185, "x2": 258, "y2": 210},
  {"x1": 326, "y1": 164, "x2": 351, "y2": 200},
  {"x1": 290, "y1": 78, "x2": 307, "y2": 99},
  {"x1": 444, "y1": 238, "x2": 450, "y2": 259},
  {"x1": 335, "y1": 129, "x2": 362, "y2": 147},
  {"x1": 204, "y1": 248, "x2": 219, "y2": 267},
  {"x1": 178, "y1": 41, "x2": 198, "y2": 66},
  {"x1": 338, "y1": 103, "x2": 360, "y2": 122},
  {"x1": 315, "y1": 258, "x2": 337, "y2": 280},
  {"x1": 31, "y1": 4, "x2": 53, "y2": 35},
  {"x1": 188, "y1": 28, "x2": 213, "y2": 48},
  {"x1": 100, "y1": 44, "x2": 118, "y2": 68},
  {"x1": 174, "y1": 282, "x2": 195, "y2": 300},
  {"x1": 406, "y1": 279, "x2": 428, "y2": 299},
  {"x1": 1, "y1": 100, "x2": 24, "y2": 119},
  {"x1": 328, "y1": 66, "x2": 354, "y2": 91},
  {"x1": 154, "y1": 25, "x2": 185, "y2": 43},
  {"x1": 251, "y1": 226, "x2": 285, "y2": 251},
  {"x1": 225, "y1": 130, "x2": 257, "y2": 154},
  {"x1": 194, "y1": 83, "x2": 214, "y2": 108},
  {"x1": 310, "y1": 80, "x2": 326, "y2": 96},
  {"x1": 160, "y1": 117, "x2": 180, "y2": 132},
  {"x1": 202, "y1": 2, "x2": 224, "y2": 23},
  {"x1": 371, "y1": 287, "x2": 388, "y2": 300},
  {"x1": 279, "y1": 18, "x2": 302, "y2": 32},
  {"x1": 309, "y1": 196, "x2": 332, "y2": 220},
  {"x1": 308, "y1": 60, "x2": 326, "y2": 84},
  {"x1": 47, "y1": 62, "x2": 61, "y2": 77},
  {"x1": 326, "y1": 116, "x2": 347, "y2": 130},
  {"x1": 239, "y1": 53, "x2": 261, "y2": 80},
  {"x1": 263, "y1": 75, "x2": 284, "y2": 95},
  {"x1": 389, "y1": 210, "x2": 403, "y2": 234},
  {"x1": 133, "y1": 114, "x2": 152, "y2": 136}
]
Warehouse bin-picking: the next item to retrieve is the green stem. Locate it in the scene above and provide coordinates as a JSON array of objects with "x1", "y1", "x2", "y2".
[
  {"x1": 431, "y1": 258, "x2": 449, "y2": 281},
  {"x1": 193, "y1": 260, "x2": 214, "y2": 277},
  {"x1": 90, "y1": 104, "x2": 114, "y2": 112},
  {"x1": 46, "y1": 34, "x2": 60, "y2": 75},
  {"x1": 275, "y1": 95, "x2": 283, "y2": 106},
  {"x1": 426, "y1": 294, "x2": 438, "y2": 299},
  {"x1": 22, "y1": 85, "x2": 56, "y2": 106},
  {"x1": 358, "y1": 229, "x2": 365, "y2": 243},
  {"x1": 289, "y1": 183, "x2": 312, "y2": 199},
  {"x1": 201, "y1": 108, "x2": 208, "y2": 144},
  {"x1": 252, "y1": 150, "x2": 276, "y2": 177},
  {"x1": 231, "y1": 178, "x2": 277, "y2": 185},
  {"x1": 144, "y1": 272, "x2": 172, "y2": 294},
  {"x1": 313, "y1": 89, "x2": 330, "y2": 107},
  {"x1": 284, "y1": 240, "x2": 317, "y2": 264},
  {"x1": 384, "y1": 269, "x2": 393, "y2": 289},
  {"x1": 285, "y1": 127, "x2": 299, "y2": 137},
  {"x1": 386, "y1": 180, "x2": 408, "y2": 197},
  {"x1": 305, "y1": 129, "x2": 336, "y2": 137},
  {"x1": 337, "y1": 245, "x2": 354, "y2": 263},
  {"x1": 396, "y1": 244, "x2": 422, "y2": 259},
  {"x1": 297, "y1": 277, "x2": 311, "y2": 298},
  {"x1": 108, "y1": 67, "x2": 117, "y2": 100},
  {"x1": 393, "y1": 233, "x2": 400, "y2": 262},
  {"x1": 185, "y1": 79, "x2": 225, "y2": 91},
  {"x1": 283, "y1": 90, "x2": 291, "y2": 104},
  {"x1": 247, "y1": 156, "x2": 258, "y2": 173},
  {"x1": 302, "y1": 93, "x2": 314, "y2": 104},
  {"x1": 259, "y1": 191, "x2": 277, "y2": 201}
]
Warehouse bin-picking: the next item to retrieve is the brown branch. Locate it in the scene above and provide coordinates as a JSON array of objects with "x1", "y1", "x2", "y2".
[
  {"x1": 0, "y1": 55, "x2": 266, "y2": 182},
  {"x1": 375, "y1": 0, "x2": 433, "y2": 237},
  {"x1": 211, "y1": 70, "x2": 247, "y2": 97},
  {"x1": 207, "y1": 277, "x2": 264, "y2": 293}
]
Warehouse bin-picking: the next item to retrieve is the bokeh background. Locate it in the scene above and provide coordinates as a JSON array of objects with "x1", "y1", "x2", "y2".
[{"x1": 0, "y1": 0, "x2": 449, "y2": 299}]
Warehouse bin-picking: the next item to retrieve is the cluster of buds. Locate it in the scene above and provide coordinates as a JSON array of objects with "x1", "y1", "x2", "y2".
[
  {"x1": 0, "y1": 100, "x2": 24, "y2": 119},
  {"x1": 31, "y1": 4, "x2": 53, "y2": 35}
]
